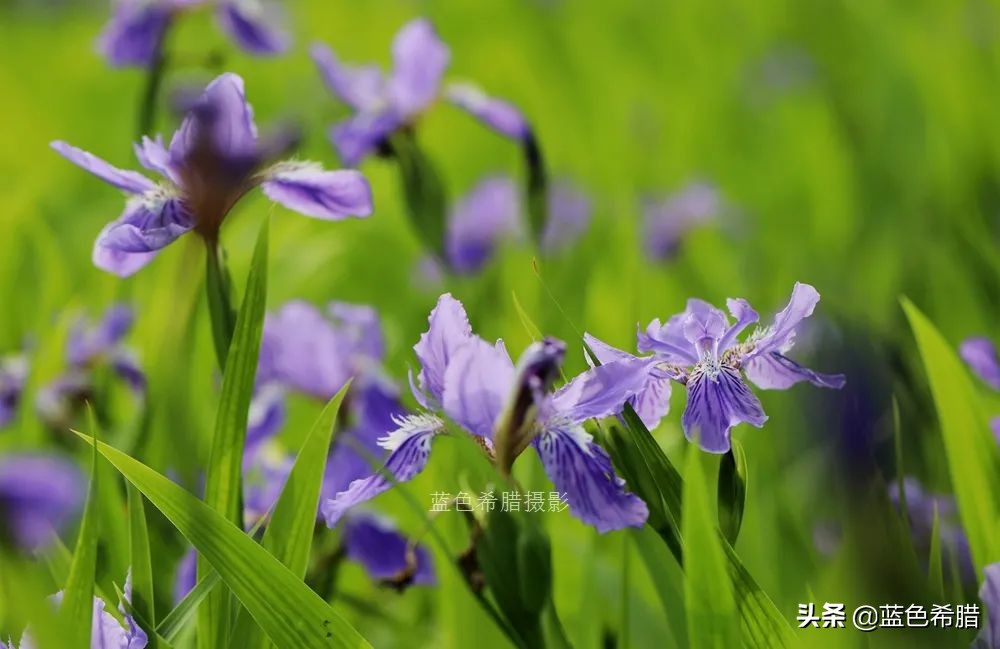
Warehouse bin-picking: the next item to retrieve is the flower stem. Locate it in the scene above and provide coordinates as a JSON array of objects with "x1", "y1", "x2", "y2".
[
  {"x1": 389, "y1": 130, "x2": 449, "y2": 262},
  {"x1": 523, "y1": 131, "x2": 549, "y2": 246},
  {"x1": 204, "y1": 239, "x2": 237, "y2": 371},
  {"x1": 136, "y1": 25, "x2": 172, "y2": 139}
]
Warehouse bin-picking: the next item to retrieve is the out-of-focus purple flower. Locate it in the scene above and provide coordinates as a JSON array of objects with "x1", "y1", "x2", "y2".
[
  {"x1": 588, "y1": 283, "x2": 845, "y2": 453},
  {"x1": 889, "y1": 478, "x2": 976, "y2": 586},
  {"x1": 541, "y1": 181, "x2": 592, "y2": 254},
  {"x1": 173, "y1": 547, "x2": 197, "y2": 605},
  {"x1": 0, "y1": 454, "x2": 84, "y2": 550},
  {"x1": 976, "y1": 563, "x2": 1000, "y2": 649},
  {"x1": 323, "y1": 294, "x2": 652, "y2": 533},
  {"x1": 243, "y1": 448, "x2": 292, "y2": 527},
  {"x1": 98, "y1": 0, "x2": 288, "y2": 68},
  {"x1": 446, "y1": 176, "x2": 523, "y2": 274},
  {"x1": 311, "y1": 19, "x2": 450, "y2": 166},
  {"x1": 342, "y1": 512, "x2": 435, "y2": 587},
  {"x1": 52, "y1": 73, "x2": 373, "y2": 277},
  {"x1": 641, "y1": 181, "x2": 721, "y2": 261},
  {"x1": 36, "y1": 304, "x2": 145, "y2": 427},
  {"x1": 960, "y1": 336, "x2": 1000, "y2": 445},
  {"x1": 446, "y1": 82, "x2": 531, "y2": 142},
  {"x1": 0, "y1": 353, "x2": 29, "y2": 428},
  {"x1": 8, "y1": 573, "x2": 148, "y2": 648}
]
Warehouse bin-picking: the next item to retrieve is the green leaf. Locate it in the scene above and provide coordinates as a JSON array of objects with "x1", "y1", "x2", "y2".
[
  {"x1": 205, "y1": 239, "x2": 238, "y2": 371},
  {"x1": 230, "y1": 383, "x2": 351, "y2": 649},
  {"x1": 60, "y1": 434, "x2": 99, "y2": 648},
  {"x1": 683, "y1": 449, "x2": 738, "y2": 649},
  {"x1": 75, "y1": 433, "x2": 372, "y2": 649},
  {"x1": 717, "y1": 440, "x2": 748, "y2": 545},
  {"x1": 201, "y1": 219, "x2": 269, "y2": 647},
  {"x1": 127, "y1": 483, "x2": 157, "y2": 647},
  {"x1": 157, "y1": 571, "x2": 221, "y2": 642},
  {"x1": 390, "y1": 131, "x2": 448, "y2": 260},
  {"x1": 901, "y1": 297, "x2": 1000, "y2": 574}
]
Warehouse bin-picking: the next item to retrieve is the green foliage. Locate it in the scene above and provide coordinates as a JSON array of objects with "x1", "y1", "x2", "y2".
[{"x1": 60, "y1": 436, "x2": 98, "y2": 649}]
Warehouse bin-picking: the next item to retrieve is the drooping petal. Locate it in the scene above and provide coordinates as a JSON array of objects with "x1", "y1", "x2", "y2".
[
  {"x1": 445, "y1": 82, "x2": 530, "y2": 141},
  {"x1": 93, "y1": 595, "x2": 148, "y2": 649},
  {"x1": 533, "y1": 424, "x2": 648, "y2": 533},
  {"x1": 442, "y1": 337, "x2": 515, "y2": 440},
  {"x1": 446, "y1": 176, "x2": 523, "y2": 274},
  {"x1": 93, "y1": 224, "x2": 161, "y2": 277},
  {"x1": 97, "y1": 196, "x2": 194, "y2": 254},
  {"x1": 552, "y1": 356, "x2": 657, "y2": 424},
  {"x1": 111, "y1": 350, "x2": 148, "y2": 393},
  {"x1": 97, "y1": 1, "x2": 172, "y2": 68},
  {"x1": 261, "y1": 164, "x2": 373, "y2": 220},
  {"x1": 637, "y1": 315, "x2": 698, "y2": 365},
  {"x1": 0, "y1": 455, "x2": 84, "y2": 550},
  {"x1": 960, "y1": 337, "x2": 1000, "y2": 391},
  {"x1": 412, "y1": 294, "x2": 473, "y2": 407},
  {"x1": 50, "y1": 141, "x2": 155, "y2": 194},
  {"x1": 583, "y1": 334, "x2": 672, "y2": 430},
  {"x1": 681, "y1": 367, "x2": 767, "y2": 453},
  {"x1": 542, "y1": 181, "x2": 592, "y2": 254},
  {"x1": 342, "y1": 513, "x2": 435, "y2": 586},
  {"x1": 386, "y1": 18, "x2": 450, "y2": 118},
  {"x1": 310, "y1": 42, "x2": 385, "y2": 112},
  {"x1": 169, "y1": 73, "x2": 258, "y2": 162},
  {"x1": 321, "y1": 414, "x2": 443, "y2": 526},
  {"x1": 751, "y1": 282, "x2": 820, "y2": 357},
  {"x1": 976, "y1": 563, "x2": 1000, "y2": 649},
  {"x1": 744, "y1": 351, "x2": 846, "y2": 390},
  {"x1": 329, "y1": 111, "x2": 401, "y2": 167},
  {"x1": 216, "y1": 1, "x2": 289, "y2": 56}
]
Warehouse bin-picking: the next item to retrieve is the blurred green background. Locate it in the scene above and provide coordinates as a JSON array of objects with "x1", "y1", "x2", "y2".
[{"x1": 1, "y1": 0, "x2": 999, "y2": 647}]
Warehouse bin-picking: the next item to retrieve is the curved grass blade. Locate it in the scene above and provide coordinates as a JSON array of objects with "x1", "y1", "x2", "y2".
[
  {"x1": 717, "y1": 440, "x2": 748, "y2": 545},
  {"x1": 201, "y1": 218, "x2": 270, "y2": 647},
  {"x1": 683, "y1": 448, "x2": 738, "y2": 649},
  {"x1": 75, "y1": 433, "x2": 372, "y2": 649},
  {"x1": 156, "y1": 570, "x2": 220, "y2": 642},
  {"x1": 60, "y1": 433, "x2": 98, "y2": 648},
  {"x1": 127, "y1": 483, "x2": 157, "y2": 648},
  {"x1": 901, "y1": 298, "x2": 1000, "y2": 573},
  {"x1": 229, "y1": 383, "x2": 351, "y2": 649}
]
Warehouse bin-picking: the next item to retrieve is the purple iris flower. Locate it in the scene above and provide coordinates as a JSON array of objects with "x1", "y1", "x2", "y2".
[
  {"x1": 977, "y1": 563, "x2": 1000, "y2": 649},
  {"x1": 323, "y1": 293, "x2": 652, "y2": 533},
  {"x1": 446, "y1": 82, "x2": 531, "y2": 143},
  {"x1": 310, "y1": 19, "x2": 450, "y2": 166},
  {"x1": 5, "y1": 574, "x2": 148, "y2": 649},
  {"x1": 0, "y1": 352, "x2": 29, "y2": 428},
  {"x1": 52, "y1": 73, "x2": 373, "y2": 277},
  {"x1": 541, "y1": 181, "x2": 592, "y2": 254},
  {"x1": 641, "y1": 181, "x2": 721, "y2": 261},
  {"x1": 446, "y1": 176, "x2": 523, "y2": 274},
  {"x1": 36, "y1": 304, "x2": 145, "y2": 427},
  {"x1": 0, "y1": 454, "x2": 84, "y2": 551},
  {"x1": 99, "y1": 0, "x2": 288, "y2": 68},
  {"x1": 587, "y1": 282, "x2": 845, "y2": 453},
  {"x1": 960, "y1": 337, "x2": 1000, "y2": 444},
  {"x1": 888, "y1": 478, "x2": 975, "y2": 585},
  {"x1": 342, "y1": 512, "x2": 435, "y2": 587}
]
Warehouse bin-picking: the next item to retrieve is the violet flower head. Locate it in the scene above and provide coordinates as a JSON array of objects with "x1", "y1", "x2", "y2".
[
  {"x1": 323, "y1": 293, "x2": 652, "y2": 533},
  {"x1": 0, "y1": 454, "x2": 84, "y2": 550},
  {"x1": 342, "y1": 512, "x2": 435, "y2": 588},
  {"x1": 977, "y1": 563, "x2": 1000, "y2": 649},
  {"x1": 52, "y1": 73, "x2": 373, "y2": 277},
  {"x1": 99, "y1": 0, "x2": 288, "y2": 68},
  {"x1": 642, "y1": 181, "x2": 721, "y2": 261},
  {"x1": 0, "y1": 352, "x2": 29, "y2": 428},
  {"x1": 541, "y1": 181, "x2": 592, "y2": 254},
  {"x1": 36, "y1": 304, "x2": 145, "y2": 426},
  {"x1": 960, "y1": 336, "x2": 1000, "y2": 444},
  {"x1": 446, "y1": 82, "x2": 531, "y2": 143},
  {"x1": 311, "y1": 19, "x2": 451, "y2": 166},
  {"x1": 446, "y1": 176, "x2": 523, "y2": 274},
  {"x1": 588, "y1": 282, "x2": 845, "y2": 453}
]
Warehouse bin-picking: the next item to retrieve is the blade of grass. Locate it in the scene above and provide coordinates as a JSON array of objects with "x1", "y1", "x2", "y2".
[
  {"x1": 60, "y1": 433, "x2": 99, "y2": 648},
  {"x1": 127, "y1": 483, "x2": 157, "y2": 648},
  {"x1": 75, "y1": 432, "x2": 372, "y2": 649}
]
